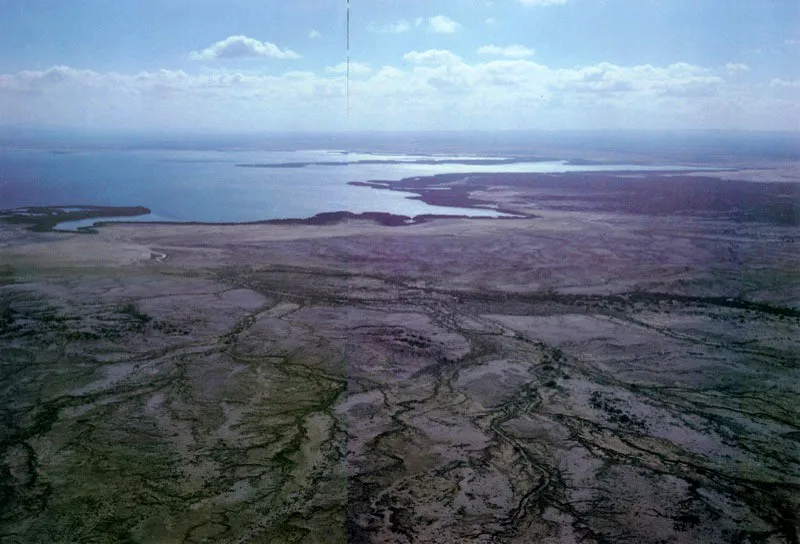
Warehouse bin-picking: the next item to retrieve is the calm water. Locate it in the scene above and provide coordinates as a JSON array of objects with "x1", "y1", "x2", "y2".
[{"x1": 0, "y1": 147, "x2": 712, "y2": 227}]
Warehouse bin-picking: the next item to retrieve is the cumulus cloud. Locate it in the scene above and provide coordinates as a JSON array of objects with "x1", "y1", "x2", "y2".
[
  {"x1": 658, "y1": 78, "x2": 724, "y2": 97},
  {"x1": 0, "y1": 65, "x2": 122, "y2": 95},
  {"x1": 366, "y1": 20, "x2": 411, "y2": 34},
  {"x1": 0, "y1": 59, "x2": 723, "y2": 102},
  {"x1": 477, "y1": 44, "x2": 535, "y2": 58},
  {"x1": 549, "y1": 62, "x2": 723, "y2": 97},
  {"x1": 428, "y1": 15, "x2": 460, "y2": 34},
  {"x1": 725, "y1": 62, "x2": 750, "y2": 73},
  {"x1": 520, "y1": 0, "x2": 567, "y2": 5},
  {"x1": 308, "y1": 29, "x2": 322, "y2": 39},
  {"x1": 189, "y1": 35, "x2": 300, "y2": 61},
  {"x1": 2, "y1": 57, "x2": 797, "y2": 131},
  {"x1": 770, "y1": 78, "x2": 800, "y2": 88},
  {"x1": 325, "y1": 62, "x2": 371, "y2": 75},
  {"x1": 404, "y1": 49, "x2": 463, "y2": 65}
]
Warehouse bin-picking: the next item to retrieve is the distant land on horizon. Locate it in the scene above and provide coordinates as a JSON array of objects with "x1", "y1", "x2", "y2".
[{"x1": 2, "y1": 129, "x2": 800, "y2": 165}]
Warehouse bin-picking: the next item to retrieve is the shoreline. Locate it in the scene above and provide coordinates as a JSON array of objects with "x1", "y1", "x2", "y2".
[
  {"x1": 0, "y1": 205, "x2": 151, "y2": 233},
  {"x1": 2, "y1": 166, "x2": 798, "y2": 234},
  {"x1": 79, "y1": 210, "x2": 530, "y2": 232},
  {"x1": 351, "y1": 169, "x2": 800, "y2": 226},
  {"x1": 0, "y1": 208, "x2": 532, "y2": 234}
]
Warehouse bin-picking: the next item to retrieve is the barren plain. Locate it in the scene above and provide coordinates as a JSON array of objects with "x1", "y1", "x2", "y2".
[{"x1": 1, "y1": 169, "x2": 799, "y2": 543}]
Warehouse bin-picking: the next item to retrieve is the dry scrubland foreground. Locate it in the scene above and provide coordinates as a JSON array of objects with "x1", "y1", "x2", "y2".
[{"x1": 1, "y1": 175, "x2": 799, "y2": 543}]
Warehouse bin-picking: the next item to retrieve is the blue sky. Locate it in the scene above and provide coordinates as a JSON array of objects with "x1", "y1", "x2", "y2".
[{"x1": 0, "y1": 0, "x2": 798, "y2": 132}]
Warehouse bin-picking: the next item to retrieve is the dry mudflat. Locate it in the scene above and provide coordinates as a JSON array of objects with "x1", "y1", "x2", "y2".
[{"x1": 0, "y1": 171, "x2": 799, "y2": 543}]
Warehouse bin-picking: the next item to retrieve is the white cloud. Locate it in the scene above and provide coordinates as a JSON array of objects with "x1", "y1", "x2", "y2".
[
  {"x1": 366, "y1": 20, "x2": 411, "y2": 34},
  {"x1": 0, "y1": 65, "x2": 105, "y2": 93},
  {"x1": 548, "y1": 62, "x2": 723, "y2": 97},
  {"x1": 485, "y1": 17, "x2": 497, "y2": 24},
  {"x1": 189, "y1": 35, "x2": 300, "y2": 60},
  {"x1": 520, "y1": 0, "x2": 567, "y2": 5},
  {"x1": 428, "y1": 15, "x2": 460, "y2": 34},
  {"x1": 2, "y1": 57, "x2": 798, "y2": 131},
  {"x1": 308, "y1": 29, "x2": 322, "y2": 39},
  {"x1": 404, "y1": 49, "x2": 463, "y2": 65},
  {"x1": 348, "y1": 55, "x2": 744, "y2": 129},
  {"x1": 0, "y1": 66, "x2": 351, "y2": 130},
  {"x1": 770, "y1": 78, "x2": 800, "y2": 88},
  {"x1": 725, "y1": 62, "x2": 750, "y2": 73},
  {"x1": 325, "y1": 62, "x2": 371, "y2": 75},
  {"x1": 785, "y1": 39, "x2": 800, "y2": 45},
  {"x1": 477, "y1": 45, "x2": 535, "y2": 58}
]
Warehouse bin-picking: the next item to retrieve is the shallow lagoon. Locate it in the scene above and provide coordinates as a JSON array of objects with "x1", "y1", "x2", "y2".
[{"x1": 1, "y1": 148, "x2": 714, "y2": 228}]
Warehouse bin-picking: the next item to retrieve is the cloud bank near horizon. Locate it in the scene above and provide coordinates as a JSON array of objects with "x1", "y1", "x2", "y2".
[{"x1": 2, "y1": 53, "x2": 796, "y2": 132}]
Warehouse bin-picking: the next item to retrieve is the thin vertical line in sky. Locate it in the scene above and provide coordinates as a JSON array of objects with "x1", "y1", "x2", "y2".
[{"x1": 346, "y1": 0, "x2": 350, "y2": 129}]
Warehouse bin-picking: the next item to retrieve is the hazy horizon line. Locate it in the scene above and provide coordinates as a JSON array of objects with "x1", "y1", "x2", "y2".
[{"x1": 3, "y1": 126, "x2": 800, "y2": 138}]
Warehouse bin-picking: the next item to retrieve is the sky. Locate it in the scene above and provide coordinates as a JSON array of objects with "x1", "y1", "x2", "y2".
[{"x1": 0, "y1": 0, "x2": 798, "y2": 133}]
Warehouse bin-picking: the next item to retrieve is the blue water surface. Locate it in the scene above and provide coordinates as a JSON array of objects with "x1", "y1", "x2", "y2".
[{"x1": 0, "y1": 147, "x2": 715, "y2": 226}]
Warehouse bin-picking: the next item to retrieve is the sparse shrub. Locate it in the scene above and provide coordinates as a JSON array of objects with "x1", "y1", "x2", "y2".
[{"x1": 118, "y1": 299, "x2": 150, "y2": 323}]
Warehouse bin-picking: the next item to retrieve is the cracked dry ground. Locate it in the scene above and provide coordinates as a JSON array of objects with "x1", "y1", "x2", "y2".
[{"x1": 0, "y1": 215, "x2": 798, "y2": 543}]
